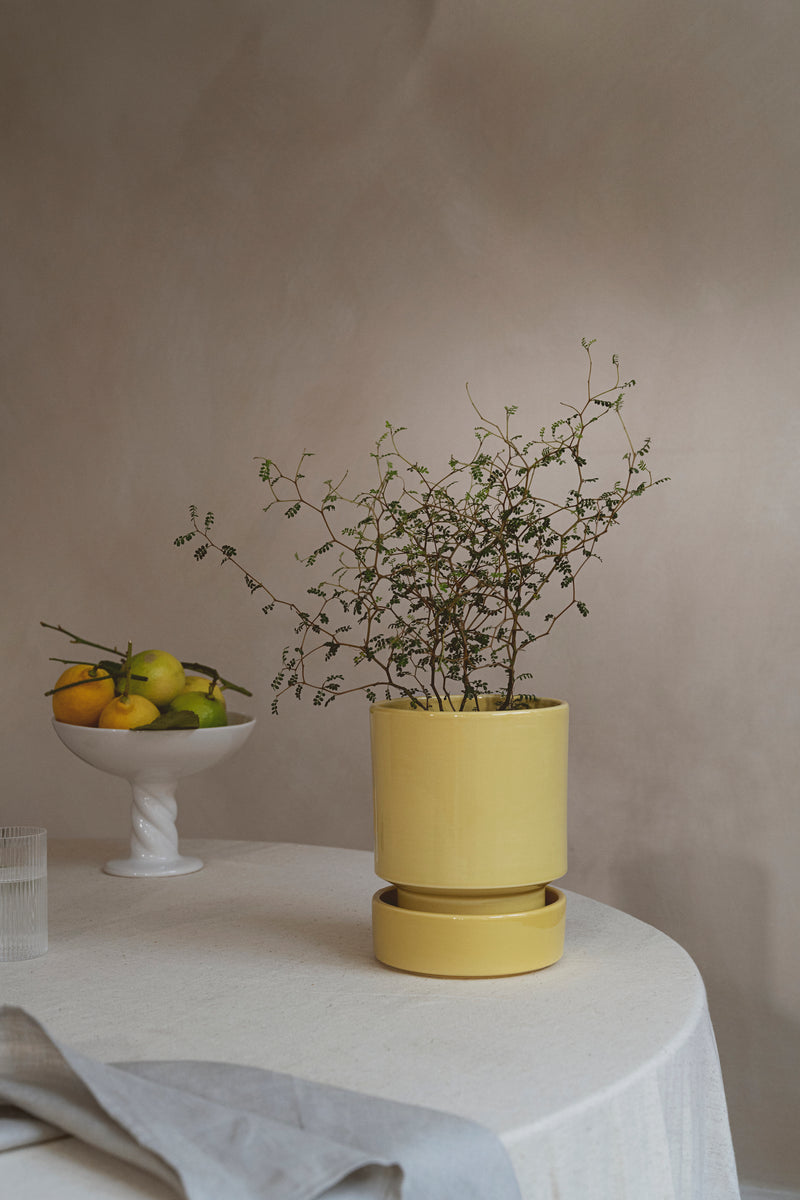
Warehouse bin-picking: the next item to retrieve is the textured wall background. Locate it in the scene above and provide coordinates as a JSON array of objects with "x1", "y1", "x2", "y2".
[{"x1": 3, "y1": 1, "x2": 799, "y2": 1189}]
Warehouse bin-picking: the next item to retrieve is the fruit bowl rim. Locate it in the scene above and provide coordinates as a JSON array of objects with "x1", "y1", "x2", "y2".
[{"x1": 52, "y1": 712, "x2": 255, "y2": 735}]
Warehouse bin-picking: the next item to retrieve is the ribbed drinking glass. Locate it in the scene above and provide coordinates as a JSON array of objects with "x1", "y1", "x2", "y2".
[{"x1": 0, "y1": 826, "x2": 47, "y2": 960}]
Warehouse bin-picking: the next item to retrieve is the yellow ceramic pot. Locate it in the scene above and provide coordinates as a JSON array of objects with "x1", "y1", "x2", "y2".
[{"x1": 370, "y1": 696, "x2": 568, "y2": 977}]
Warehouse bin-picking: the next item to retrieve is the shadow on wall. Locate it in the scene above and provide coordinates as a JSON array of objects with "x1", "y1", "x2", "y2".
[{"x1": 616, "y1": 853, "x2": 800, "y2": 1191}]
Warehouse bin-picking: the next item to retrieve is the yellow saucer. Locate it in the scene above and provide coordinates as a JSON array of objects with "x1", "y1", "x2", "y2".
[{"x1": 372, "y1": 885, "x2": 566, "y2": 978}]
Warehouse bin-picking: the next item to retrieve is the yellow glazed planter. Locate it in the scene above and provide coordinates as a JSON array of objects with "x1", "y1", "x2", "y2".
[{"x1": 370, "y1": 696, "x2": 568, "y2": 977}]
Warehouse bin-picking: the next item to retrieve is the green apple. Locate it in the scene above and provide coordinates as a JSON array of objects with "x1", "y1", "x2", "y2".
[
  {"x1": 127, "y1": 649, "x2": 186, "y2": 707},
  {"x1": 168, "y1": 691, "x2": 228, "y2": 728}
]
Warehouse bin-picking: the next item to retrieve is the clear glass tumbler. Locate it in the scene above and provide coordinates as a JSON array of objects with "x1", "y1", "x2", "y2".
[{"x1": 0, "y1": 826, "x2": 47, "y2": 960}]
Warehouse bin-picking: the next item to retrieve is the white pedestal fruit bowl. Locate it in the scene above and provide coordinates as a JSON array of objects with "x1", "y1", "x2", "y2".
[{"x1": 52, "y1": 714, "x2": 256, "y2": 876}]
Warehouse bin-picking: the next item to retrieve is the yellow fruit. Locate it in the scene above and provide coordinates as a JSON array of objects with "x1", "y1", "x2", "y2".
[
  {"x1": 98, "y1": 694, "x2": 161, "y2": 729},
  {"x1": 180, "y1": 675, "x2": 226, "y2": 706},
  {"x1": 52, "y1": 664, "x2": 116, "y2": 726},
  {"x1": 127, "y1": 649, "x2": 185, "y2": 707}
]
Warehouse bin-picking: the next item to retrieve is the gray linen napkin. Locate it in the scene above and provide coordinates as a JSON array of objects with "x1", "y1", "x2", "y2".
[{"x1": 0, "y1": 1007, "x2": 521, "y2": 1200}]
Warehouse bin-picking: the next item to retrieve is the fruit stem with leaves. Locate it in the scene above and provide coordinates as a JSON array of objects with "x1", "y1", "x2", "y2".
[{"x1": 41, "y1": 623, "x2": 252, "y2": 697}]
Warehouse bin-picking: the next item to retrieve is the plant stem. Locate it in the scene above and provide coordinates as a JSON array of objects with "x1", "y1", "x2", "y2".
[
  {"x1": 45, "y1": 672, "x2": 112, "y2": 697},
  {"x1": 49, "y1": 657, "x2": 101, "y2": 666},
  {"x1": 120, "y1": 641, "x2": 133, "y2": 700},
  {"x1": 40, "y1": 622, "x2": 125, "y2": 659},
  {"x1": 180, "y1": 662, "x2": 253, "y2": 697}
]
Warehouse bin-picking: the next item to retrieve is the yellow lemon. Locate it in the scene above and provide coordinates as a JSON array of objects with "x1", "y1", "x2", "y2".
[
  {"x1": 180, "y1": 675, "x2": 226, "y2": 706},
  {"x1": 98, "y1": 694, "x2": 161, "y2": 729},
  {"x1": 52, "y1": 664, "x2": 116, "y2": 726},
  {"x1": 168, "y1": 692, "x2": 228, "y2": 728},
  {"x1": 127, "y1": 649, "x2": 185, "y2": 707}
]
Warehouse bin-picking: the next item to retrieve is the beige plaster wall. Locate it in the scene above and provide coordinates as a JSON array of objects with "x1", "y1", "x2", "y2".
[{"x1": 3, "y1": 1, "x2": 798, "y2": 1188}]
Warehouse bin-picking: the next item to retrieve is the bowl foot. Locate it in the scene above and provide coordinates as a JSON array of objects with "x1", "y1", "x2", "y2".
[{"x1": 103, "y1": 855, "x2": 204, "y2": 878}]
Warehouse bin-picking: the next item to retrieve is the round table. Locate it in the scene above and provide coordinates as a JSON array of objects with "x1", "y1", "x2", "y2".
[{"x1": 1, "y1": 839, "x2": 740, "y2": 1199}]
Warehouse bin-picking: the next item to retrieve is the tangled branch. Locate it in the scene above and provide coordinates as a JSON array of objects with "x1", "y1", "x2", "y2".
[{"x1": 176, "y1": 341, "x2": 667, "y2": 711}]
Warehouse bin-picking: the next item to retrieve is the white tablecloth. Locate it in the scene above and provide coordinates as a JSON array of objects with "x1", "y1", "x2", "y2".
[{"x1": 0, "y1": 839, "x2": 740, "y2": 1199}]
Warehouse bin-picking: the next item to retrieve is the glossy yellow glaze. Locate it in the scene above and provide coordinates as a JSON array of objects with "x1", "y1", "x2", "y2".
[
  {"x1": 394, "y1": 883, "x2": 548, "y2": 914},
  {"x1": 370, "y1": 696, "x2": 568, "y2": 974},
  {"x1": 372, "y1": 885, "x2": 566, "y2": 977},
  {"x1": 371, "y1": 696, "x2": 568, "y2": 893}
]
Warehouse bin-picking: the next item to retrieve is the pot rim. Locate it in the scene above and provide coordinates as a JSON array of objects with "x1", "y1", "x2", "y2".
[{"x1": 370, "y1": 695, "x2": 567, "y2": 715}]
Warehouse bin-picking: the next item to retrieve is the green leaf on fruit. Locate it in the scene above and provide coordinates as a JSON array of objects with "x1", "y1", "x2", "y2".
[{"x1": 134, "y1": 711, "x2": 201, "y2": 731}]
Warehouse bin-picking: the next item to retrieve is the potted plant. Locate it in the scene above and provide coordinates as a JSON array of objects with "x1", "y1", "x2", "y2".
[{"x1": 176, "y1": 340, "x2": 666, "y2": 976}]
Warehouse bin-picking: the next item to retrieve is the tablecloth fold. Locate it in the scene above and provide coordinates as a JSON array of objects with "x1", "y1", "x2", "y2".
[{"x1": 0, "y1": 1006, "x2": 521, "y2": 1200}]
